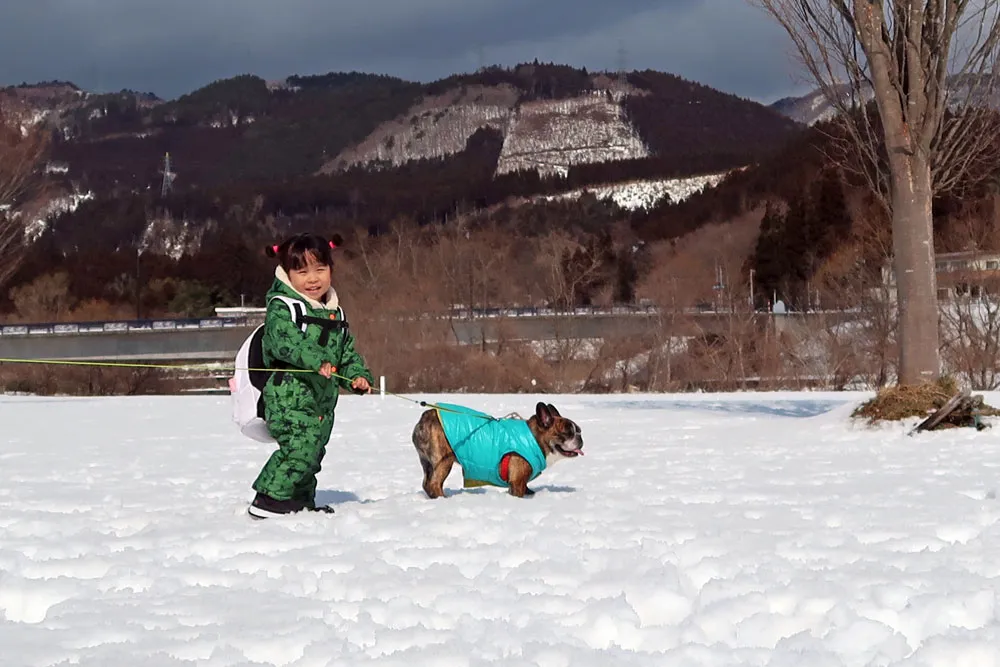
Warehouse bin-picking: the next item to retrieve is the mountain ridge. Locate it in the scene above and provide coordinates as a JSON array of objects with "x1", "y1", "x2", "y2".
[
  {"x1": 3, "y1": 62, "x2": 800, "y2": 194},
  {"x1": 1, "y1": 62, "x2": 816, "y2": 320}
]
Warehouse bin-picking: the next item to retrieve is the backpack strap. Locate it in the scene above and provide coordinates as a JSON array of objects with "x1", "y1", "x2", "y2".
[
  {"x1": 296, "y1": 307, "x2": 349, "y2": 346},
  {"x1": 268, "y1": 295, "x2": 307, "y2": 333},
  {"x1": 267, "y1": 296, "x2": 349, "y2": 347},
  {"x1": 259, "y1": 296, "x2": 304, "y2": 387}
]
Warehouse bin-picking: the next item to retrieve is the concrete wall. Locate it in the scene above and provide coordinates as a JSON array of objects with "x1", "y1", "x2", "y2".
[
  {"x1": 0, "y1": 326, "x2": 256, "y2": 362},
  {"x1": 0, "y1": 315, "x2": 659, "y2": 361},
  {"x1": 0, "y1": 311, "x2": 860, "y2": 362}
]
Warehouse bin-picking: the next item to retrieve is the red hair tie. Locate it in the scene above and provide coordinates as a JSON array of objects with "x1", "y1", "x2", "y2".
[
  {"x1": 272, "y1": 245, "x2": 279, "y2": 253},
  {"x1": 329, "y1": 240, "x2": 337, "y2": 249}
]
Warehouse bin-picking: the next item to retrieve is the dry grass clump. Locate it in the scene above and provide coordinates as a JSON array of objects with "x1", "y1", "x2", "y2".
[{"x1": 852, "y1": 376, "x2": 1000, "y2": 427}]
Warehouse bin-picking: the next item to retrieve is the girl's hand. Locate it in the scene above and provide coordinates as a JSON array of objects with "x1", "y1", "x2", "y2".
[
  {"x1": 351, "y1": 377, "x2": 371, "y2": 393},
  {"x1": 318, "y1": 362, "x2": 336, "y2": 379}
]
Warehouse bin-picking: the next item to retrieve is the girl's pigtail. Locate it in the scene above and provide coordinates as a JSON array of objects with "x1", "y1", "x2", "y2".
[
  {"x1": 329, "y1": 233, "x2": 344, "y2": 249},
  {"x1": 265, "y1": 244, "x2": 280, "y2": 258}
]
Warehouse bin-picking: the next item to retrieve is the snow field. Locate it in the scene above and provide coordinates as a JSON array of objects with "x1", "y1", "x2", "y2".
[{"x1": 2, "y1": 392, "x2": 1000, "y2": 665}]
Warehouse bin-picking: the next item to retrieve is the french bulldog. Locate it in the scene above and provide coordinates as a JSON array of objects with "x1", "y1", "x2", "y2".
[{"x1": 411, "y1": 401, "x2": 584, "y2": 498}]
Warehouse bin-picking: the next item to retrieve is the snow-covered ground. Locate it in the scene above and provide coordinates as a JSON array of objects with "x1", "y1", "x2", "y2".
[{"x1": 3, "y1": 391, "x2": 1000, "y2": 665}]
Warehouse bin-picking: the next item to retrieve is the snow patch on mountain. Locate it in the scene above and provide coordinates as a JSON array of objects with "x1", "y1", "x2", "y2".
[
  {"x1": 142, "y1": 214, "x2": 205, "y2": 260},
  {"x1": 542, "y1": 172, "x2": 730, "y2": 210},
  {"x1": 496, "y1": 91, "x2": 650, "y2": 177},
  {"x1": 327, "y1": 85, "x2": 519, "y2": 171},
  {"x1": 22, "y1": 190, "x2": 94, "y2": 242},
  {"x1": 327, "y1": 87, "x2": 650, "y2": 177}
]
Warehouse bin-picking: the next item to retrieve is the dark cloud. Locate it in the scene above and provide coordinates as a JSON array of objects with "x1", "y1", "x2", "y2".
[{"x1": 0, "y1": 0, "x2": 808, "y2": 103}]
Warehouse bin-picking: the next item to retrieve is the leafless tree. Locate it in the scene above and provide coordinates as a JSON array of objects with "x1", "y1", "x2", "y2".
[
  {"x1": 749, "y1": 0, "x2": 1000, "y2": 386},
  {"x1": 939, "y1": 272, "x2": 1000, "y2": 389},
  {"x1": 940, "y1": 299, "x2": 1000, "y2": 389},
  {"x1": 8, "y1": 271, "x2": 76, "y2": 321},
  {"x1": 535, "y1": 230, "x2": 604, "y2": 309},
  {"x1": 0, "y1": 102, "x2": 49, "y2": 291},
  {"x1": 634, "y1": 223, "x2": 767, "y2": 389},
  {"x1": 532, "y1": 316, "x2": 595, "y2": 392},
  {"x1": 581, "y1": 328, "x2": 652, "y2": 393},
  {"x1": 430, "y1": 218, "x2": 482, "y2": 312},
  {"x1": 333, "y1": 221, "x2": 455, "y2": 389},
  {"x1": 643, "y1": 282, "x2": 693, "y2": 392},
  {"x1": 690, "y1": 278, "x2": 768, "y2": 391},
  {"x1": 800, "y1": 205, "x2": 899, "y2": 388}
]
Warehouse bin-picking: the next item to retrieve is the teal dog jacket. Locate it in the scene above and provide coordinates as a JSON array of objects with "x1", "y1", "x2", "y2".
[{"x1": 434, "y1": 403, "x2": 547, "y2": 487}]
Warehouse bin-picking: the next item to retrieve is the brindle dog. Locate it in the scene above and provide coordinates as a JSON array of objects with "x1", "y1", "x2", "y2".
[{"x1": 411, "y1": 402, "x2": 584, "y2": 498}]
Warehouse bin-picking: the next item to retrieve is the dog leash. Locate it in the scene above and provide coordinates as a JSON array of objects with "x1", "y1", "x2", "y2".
[
  {"x1": 300, "y1": 368, "x2": 516, "y2": 421},
  {"x1": 0, "y1": 356, "x2": 514, "y2": 422},
  {"x1": 377, "y1": 388, "x2": 515, "y2": 422},
  {"x1": 0, "y1": 356, "x2": 316, "y2": 374}
]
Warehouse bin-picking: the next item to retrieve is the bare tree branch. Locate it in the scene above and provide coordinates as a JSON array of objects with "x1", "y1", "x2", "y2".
[{"x1": 0, "y1": 101, "x2": 50, "y2": 292}]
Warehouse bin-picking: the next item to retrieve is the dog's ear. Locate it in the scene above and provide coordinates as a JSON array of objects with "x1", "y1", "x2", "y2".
[
  {"x1": 546, "y1": 403, "x2": 560, "y2": 417},
  {"x1": 535, "y1": 402, "x2": 553, "y2": 428}
]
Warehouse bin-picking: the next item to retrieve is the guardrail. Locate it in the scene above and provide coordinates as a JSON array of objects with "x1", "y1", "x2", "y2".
[
  {"x1": 0, "y1": 315, "x2": 258, "y2": 338},
  {"x1": 0, "y1": 304, "x2": 850, "y2": 340},
  {"x1": 0, "y1": 308, "x2": 658, "y2": 339},
  {"x1": 445, "y1": 305, "x2": 660, "y2": 319}
]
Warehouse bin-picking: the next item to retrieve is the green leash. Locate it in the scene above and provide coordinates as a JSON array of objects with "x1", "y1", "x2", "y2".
[{"x1": 0, "y1": 356, "x2": 504, "y2": 420}]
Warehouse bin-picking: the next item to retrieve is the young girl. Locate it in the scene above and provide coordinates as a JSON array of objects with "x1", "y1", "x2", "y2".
[{"x1": 248, "y1": 232, "x2": 374, "y2": 519}]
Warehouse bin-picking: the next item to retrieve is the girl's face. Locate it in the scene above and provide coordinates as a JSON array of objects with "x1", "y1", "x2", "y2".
[{"x1": 287, "y1": 252, "x2": 332, "y2": 301}]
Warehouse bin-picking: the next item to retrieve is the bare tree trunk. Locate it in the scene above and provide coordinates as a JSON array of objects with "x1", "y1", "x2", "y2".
[
  {"x1": 890, "y1": 155, "x2": 939, "y2": 383},
  {"x1": 857, "y1": 1, "x2": 941, "y2": 384}
]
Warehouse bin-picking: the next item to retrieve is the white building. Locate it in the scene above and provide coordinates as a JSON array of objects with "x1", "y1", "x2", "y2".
[{"x1": 878, "y1": 250, "x2": 1000, "y2": 302}]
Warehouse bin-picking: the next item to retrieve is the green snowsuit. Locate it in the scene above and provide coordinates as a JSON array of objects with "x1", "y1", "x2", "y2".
[{"x1": 251, "y1": 273, "x2": 374, "y2": 507}]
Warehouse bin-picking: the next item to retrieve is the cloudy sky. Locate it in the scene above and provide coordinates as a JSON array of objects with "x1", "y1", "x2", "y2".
[{"x1": 0, "y1": 0, "x2": 810, "y2": 104}]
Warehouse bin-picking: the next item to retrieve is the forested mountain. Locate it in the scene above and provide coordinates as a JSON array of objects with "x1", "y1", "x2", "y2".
[{"x1": 8, "y1": 62, "x2": 900, "y2": 321}]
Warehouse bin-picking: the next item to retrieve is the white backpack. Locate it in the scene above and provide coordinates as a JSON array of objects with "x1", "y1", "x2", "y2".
[{"x1": 229, "y1": 295, "x2": 307, "y2": 443}]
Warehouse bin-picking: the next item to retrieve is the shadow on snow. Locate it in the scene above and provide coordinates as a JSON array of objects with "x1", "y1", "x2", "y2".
[{"x1": 580, "y1": 398, "x2": 850, "y2": 419}]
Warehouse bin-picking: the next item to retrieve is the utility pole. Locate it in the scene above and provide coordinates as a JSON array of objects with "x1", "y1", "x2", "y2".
[
  {"x1": 712, "y1": 260, "x2": 725, "y2": 311},
  {"x1": 135, "y1": 245, "x2": 142, "y2": 320}
]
